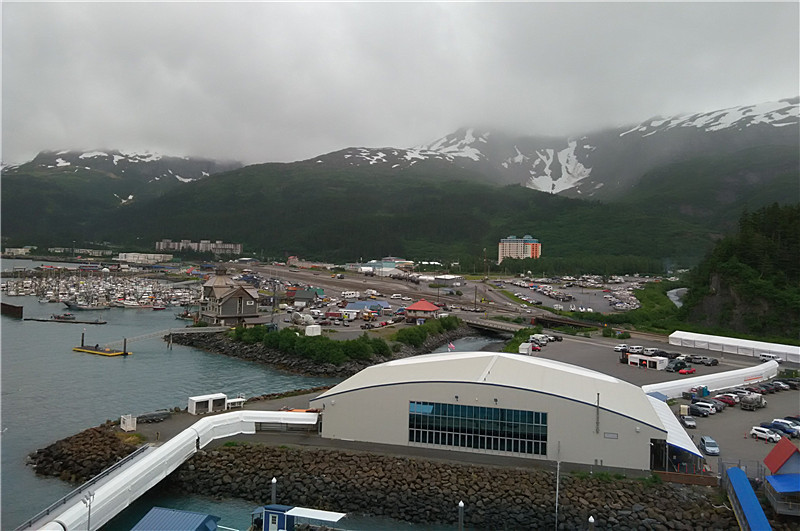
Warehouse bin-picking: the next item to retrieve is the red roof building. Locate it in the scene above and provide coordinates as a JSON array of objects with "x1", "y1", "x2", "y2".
[
  {"x1": 405, "y1": 299, "x2": 440, "y2": 322},
  {"x1": 764, "y1": 437, "x2": 800, "y2": 475}
]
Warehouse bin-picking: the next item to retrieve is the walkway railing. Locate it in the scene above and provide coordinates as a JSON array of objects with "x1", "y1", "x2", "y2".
[
  {"x1": 104, "y1": 326, "x2": 229, "y2": 349},
  {"x1": 14, "y1": 445, "x2": 151, "y2": 530},
  {"x1": 29, "y1": 410, "x2": 318, "y2": 531}
]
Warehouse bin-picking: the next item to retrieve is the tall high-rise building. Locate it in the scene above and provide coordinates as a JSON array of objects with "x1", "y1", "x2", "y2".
[{"x1": 498, "y1": 235, "x2": 541, "y2": 264}]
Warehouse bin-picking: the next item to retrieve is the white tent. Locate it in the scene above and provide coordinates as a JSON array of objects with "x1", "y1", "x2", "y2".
[{"x1": 668, "y1": 331, "x2": 800, "y2": 364}]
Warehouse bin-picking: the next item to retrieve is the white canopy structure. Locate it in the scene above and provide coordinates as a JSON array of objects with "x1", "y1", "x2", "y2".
[{"x1": 668, "y1": 331, "x2": 800, "y2": 364}]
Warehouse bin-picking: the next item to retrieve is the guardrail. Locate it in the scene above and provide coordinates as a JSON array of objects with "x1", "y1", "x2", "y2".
[{"x1": 14, "y1": 444, "x2": 151, "y2": 530}]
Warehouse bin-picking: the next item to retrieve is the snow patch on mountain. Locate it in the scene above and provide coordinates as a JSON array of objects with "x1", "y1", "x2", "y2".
[
  {"x1": 114, "y1": 193, "x2": 134, "y2": 204},
  {"x1": 526, "y1": 141, "x2": 591, "y2": 194},
  {"x1": 55, "y1": 158, "x2": 70, "y2": 167},
  {"x1": 620, "y1": 99, "x2": 799, "y2": 137},
  {"x1": 420, "y1": 128, "x2": 488, "y2": 161},
  {"x1": 79, "y1": 151, "x2": 109, "y2": 159}
]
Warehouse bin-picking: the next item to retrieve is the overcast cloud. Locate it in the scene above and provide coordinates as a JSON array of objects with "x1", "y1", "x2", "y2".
[{"x1": 2, "y1": 2, "x2": 798, "y2": 165}]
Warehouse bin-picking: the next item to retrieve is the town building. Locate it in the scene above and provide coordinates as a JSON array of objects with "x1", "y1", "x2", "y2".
[
  {"x1": 498, "y1": 235, "x2": 541, "y2": 264},
  {"x1": 116, "y1": 252, "x2": 173, "y2": 265},
  {"x1": 155, "y1": 239, "x2": 243, "y2": 256},
  {"x1": 404, "y1": 299, "x2": 441, "y2": 323},
  {"x1": 763, "y1": 437, "x2": 800, "y2": 517},
  {"x1": 309, "y1": 352, "x2": 701, "y2": 472},
  {"x1": 199, "y1": 268, "x2": 259, "y2": 326}
]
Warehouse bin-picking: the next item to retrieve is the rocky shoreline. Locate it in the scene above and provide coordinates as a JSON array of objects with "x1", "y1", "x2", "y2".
[
  {"x1": 169, "y1": 322, "x2": 479, "y2": 377},
  {"x1": 27, "y1": 422, "x2": 140, "y2": 482},
  {"x1": 167, "y1": 443, "x2": 740, "y2": 530}
]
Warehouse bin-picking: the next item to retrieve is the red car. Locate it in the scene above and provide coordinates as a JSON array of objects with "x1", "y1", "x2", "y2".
[
  {"x1": 531, "y1": 345, "x2": 541, "y2": 351},
  {"x1": 713, "y1": 395, "x2": 736, "y2": 406},
  {"x1": 679, "y1": 367, "x2": 696, "y2": 375}
]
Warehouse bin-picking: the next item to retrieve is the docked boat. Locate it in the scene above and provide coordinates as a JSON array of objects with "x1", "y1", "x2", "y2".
[
  {"x1": 63, "y1": 300, "x2": 110, "y2": 311},
  {"x1": 51, "y1": 313, "x2": 76, "y2": 321}
]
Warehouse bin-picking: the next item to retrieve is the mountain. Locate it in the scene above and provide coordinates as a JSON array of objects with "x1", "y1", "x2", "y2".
[
  {"x1": 306, "y1": 97, "x2": 799, "y2": 200},
  {"x1": 2, "y1": 149, "x2": 241, "y2": 205},
  {"x1": 1, "y1": 97, "x2": 797, "y2": 266}
]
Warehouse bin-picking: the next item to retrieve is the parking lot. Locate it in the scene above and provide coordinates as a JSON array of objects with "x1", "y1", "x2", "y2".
[{"x1": 525, "y1": 333, "x2": 800, "y2": 474}]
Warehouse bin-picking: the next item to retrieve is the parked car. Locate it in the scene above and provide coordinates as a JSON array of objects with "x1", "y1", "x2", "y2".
[
  {"x1": 643, "y1": 347, "x2": 659, "y2": 356},
  {"x1": 777, "y1": 379, "x2": 800, "y2": 390},
  {"x1": 693, "y1": 397, "x2": 725, "y2": 412},
  {"x1": 689, "y1": 404, "x2": 710, "y2": 417},
  {"x1": 665, "y1": 352, "x2": 682, "y2": 360},
  {"x1": 771, "y1": 419, "x2": 800, "y2": 436},
  {"x1": 692, "y1": 402, "x2": 716, "y2": 415},
  {"x1": 771, "y1": 381, "x2": 791, "y2": 391},
  {"x1": 547, "y1": 335, "x2": 563, "y2": 342},
  {"x1": 703, "y1": 357, "x2": 719, "y2": 366},
  {"x1": 689, "y1": 355, "x2": 708, "y2": 364},
  {"x1": 628, "y1": 346, "x2": 644, "y2": 354},
  {"x1": 784, "y1": 415, "x2": 800, "y2": 423},
  {"x1": 757, "y1": 383, "x2": 777, "y2": 394},
  {"x1": 680, "y1": 415, "x2": 697, "y2": 429},
  {"x1": 750, "y1": 426, "x2": 781, "y2": 442},
  {"x1": 678, "y1": 367, "x2": 696, "y2": 375},
  {"x1": 530, "y1": 344, "x2": 542, "y2": 352},
  {"x1": 613, "y1": 344, "x2": 629, "y2": 352},
  {"x1": 699, "y1": 435, "x2": 720, "y2": 456},
  {"x1": 717, "y1": 393, "x2": 740, "y2": 403},
  {"x1": 759, "y1": 422, "x2": 798, "y2": 438},
  {"x1": 666, "y1": 360, "x2": 690, "y2": 373},
  {"x1": 713, "y1": 395, "x2": 736, "y2": 406}
]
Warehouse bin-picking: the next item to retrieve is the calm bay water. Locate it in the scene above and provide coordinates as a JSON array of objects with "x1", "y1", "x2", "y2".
[{"x1": 2, "y1": 260, "x2": 497, "y2": 530}]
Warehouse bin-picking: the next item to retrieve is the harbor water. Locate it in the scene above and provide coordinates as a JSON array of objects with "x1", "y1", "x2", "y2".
[{"x1": 1, "y1": 259, "x2": 500, "y2": 530}]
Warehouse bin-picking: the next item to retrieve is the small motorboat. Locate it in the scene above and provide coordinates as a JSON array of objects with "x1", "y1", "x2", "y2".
[{"x1": 51, "y1": 313, "x2": 77, "y2": 321}]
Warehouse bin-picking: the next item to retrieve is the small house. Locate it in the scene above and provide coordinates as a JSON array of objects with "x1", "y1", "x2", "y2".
[
  {"x1": 763, "y1": 437, "x2": 800, "y2": 516},
  {"x1": 404, "y1": 299, "x2": 440, "y2": 323}
]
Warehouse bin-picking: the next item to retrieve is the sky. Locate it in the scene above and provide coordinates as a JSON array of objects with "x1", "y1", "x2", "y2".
[{"x1": 2, "y1": 2, "x2": 798, "y2": 166}]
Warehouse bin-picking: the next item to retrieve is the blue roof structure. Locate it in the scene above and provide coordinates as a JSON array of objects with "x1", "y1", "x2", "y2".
[
  {"x1": 345, "y1": 300, "x2": 390, "y2": 311},
  {"x1": 727, "y1": 467, "x2": 771, "y2": 530},
  {"x1": 767, "y1": 473, "x2": 800, "y2": 493},
  {"x1": 646, "y1": 391, "x2": 669, "y2": 402},
  {"x1": 131, "y1": 507, "x2": 220, "y2": 531}
]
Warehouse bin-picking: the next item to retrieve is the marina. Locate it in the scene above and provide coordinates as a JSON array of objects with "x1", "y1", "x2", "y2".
[{"x1": 1, "y1": 259, "x2": 498, "y2": 530}]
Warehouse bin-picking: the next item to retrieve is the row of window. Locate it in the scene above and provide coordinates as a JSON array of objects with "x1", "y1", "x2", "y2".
[
  {"x1": 408, "y1": 401, "x2": 548, "y2": 456},
  {"x1": 409, "y1": 429, "x2": 547, "y2": 455}
]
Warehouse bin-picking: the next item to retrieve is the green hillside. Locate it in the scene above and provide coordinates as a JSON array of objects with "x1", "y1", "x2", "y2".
[
  {"x1": 618, "y1": 145, "x2": 799, "y2": 232},
  {"x1": 679, "y1": 203, "x2": 800, "y2": 338},
  {"x1": 93, "y1": 162, "x2": 713, "y2": 268}
]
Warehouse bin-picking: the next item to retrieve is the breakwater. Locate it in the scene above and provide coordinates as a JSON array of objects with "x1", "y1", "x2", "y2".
[
  {"x1": 26, "y1": 423, "x2": 139, "y2": 483},
  {"x1": 169, "y1": 323, "x2": 477, "y2": 377},
  {"x1": 166, "y1": 443, "x2": 740, "y2": 530}
]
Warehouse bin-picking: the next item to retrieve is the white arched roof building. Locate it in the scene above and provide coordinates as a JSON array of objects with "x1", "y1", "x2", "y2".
[{"x1": 310, "y1": 352, "x2": 698, "y2": 471}]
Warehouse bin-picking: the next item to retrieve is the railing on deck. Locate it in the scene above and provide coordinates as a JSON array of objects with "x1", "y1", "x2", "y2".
[{"x1": 14, "y1": 444, "x2": 151, "y2": 530}]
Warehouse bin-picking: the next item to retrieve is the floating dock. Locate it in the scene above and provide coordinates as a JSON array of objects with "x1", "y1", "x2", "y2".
[
  {"x1": 25, "y1": 317, "x2": 107, "y2": 325},
  {"x1": 72, "y1": 345, "x2": 130, "y2": 356},
  {"x1": 73, "y1": 332, "x2": 130, "y2": 356}
]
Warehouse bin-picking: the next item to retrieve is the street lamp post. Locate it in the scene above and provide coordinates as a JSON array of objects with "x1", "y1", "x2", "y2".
[
  {"x1": 458, "y1": 500, "x2": 464, "y2": 531},
  {"x1": 271, "y1": 477, "x2": 277, "y2": 504},
  {"x1": 588, "y1": 515, "x2": 595, "y2": 530},
  {"x1": 82, "y1": 491, "x2": 95, "y2": 531}
]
